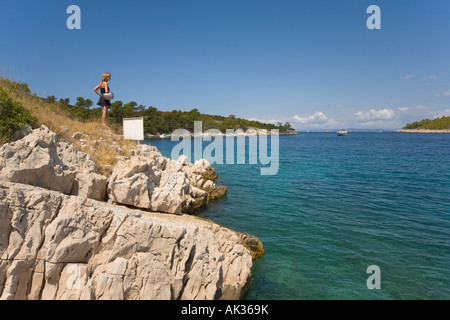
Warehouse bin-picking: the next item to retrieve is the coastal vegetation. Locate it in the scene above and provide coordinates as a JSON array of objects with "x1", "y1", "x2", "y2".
[
  {"x1": 0, "y1": 77, "x2": 135, "y2": 174},
  {"x1": 403, "y1": 116, "x2": 450, "y2": 130},
  {"x1": 0, "y1": 77, "x2": 295, "y2": 140}
]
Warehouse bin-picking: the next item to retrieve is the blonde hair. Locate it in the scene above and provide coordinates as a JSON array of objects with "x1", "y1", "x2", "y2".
[{"x1": 101, "y1": 73, "x2": 111, "y2": 82}]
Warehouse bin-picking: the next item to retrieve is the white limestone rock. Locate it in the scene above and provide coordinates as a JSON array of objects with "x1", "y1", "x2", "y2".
[
  {"x1": 0, "y1": 126, "x2": 107, "y2": 201},
  {"x1": 0, "y1": 183, "x2": 256, "y2": 300}
]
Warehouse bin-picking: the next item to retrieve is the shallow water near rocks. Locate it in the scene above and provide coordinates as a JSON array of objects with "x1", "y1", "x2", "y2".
[{"x1": 145, "y1": 132, "x2": 450, "y2": 300}]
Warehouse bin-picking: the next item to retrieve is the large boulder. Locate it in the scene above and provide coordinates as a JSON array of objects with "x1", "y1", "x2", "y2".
[
  {"x1": 107, "y1": 146, "x2": 196, "y2": 214},
  {"x1": 107, "y1": 145, "x2": 227, "y2": 215},
  {"x1": 182, "y1": 157, "x2": 229, "y2": 203},
  {"x1": 0, "y1": 126, "x2": 107, "y2": 201},
  {"x1": 0, "y1": 183, "x2": 258, "y2": 300}
]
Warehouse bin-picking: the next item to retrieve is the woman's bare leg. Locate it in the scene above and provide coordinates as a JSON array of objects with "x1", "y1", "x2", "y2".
[{"x1": 102, "y1": 107, "x2": 109, "y2": 128}]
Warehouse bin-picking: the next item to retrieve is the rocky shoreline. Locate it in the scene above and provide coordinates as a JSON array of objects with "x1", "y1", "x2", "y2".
[
  {"x1": 0, "y1": 126, "x2": 264, "y2": 300},
  {"x1": 396, "y1": 129, "x2": 450, "y2": 133}
]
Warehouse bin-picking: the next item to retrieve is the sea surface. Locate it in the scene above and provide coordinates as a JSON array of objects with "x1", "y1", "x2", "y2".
[{"x1": 144, "y1": 132, "x2": 450, "y2": 300}]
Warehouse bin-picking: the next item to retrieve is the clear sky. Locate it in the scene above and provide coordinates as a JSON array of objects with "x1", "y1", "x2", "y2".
[{"x1": 1, "y1": 0, "x2": 449, "y2": 130}]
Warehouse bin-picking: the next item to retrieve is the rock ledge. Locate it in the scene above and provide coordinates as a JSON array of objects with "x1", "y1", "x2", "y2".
[{"x1": 0, "y1": 183, "x2": 261, "y2": 300}]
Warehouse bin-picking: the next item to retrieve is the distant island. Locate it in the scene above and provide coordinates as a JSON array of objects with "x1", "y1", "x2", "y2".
[{"x1": 396, "y1": 116, "x2": 450, "y2": 133}]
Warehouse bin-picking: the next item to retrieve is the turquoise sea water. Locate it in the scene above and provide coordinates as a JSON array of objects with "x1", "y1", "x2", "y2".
[{"x1": 145, "y1": 132, "x2": 450, "y2": 300}]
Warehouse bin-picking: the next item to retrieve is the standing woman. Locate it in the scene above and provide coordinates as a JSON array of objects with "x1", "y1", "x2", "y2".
[{"x1": 94, "y1": 72, "x2": 112, "y2": 128}]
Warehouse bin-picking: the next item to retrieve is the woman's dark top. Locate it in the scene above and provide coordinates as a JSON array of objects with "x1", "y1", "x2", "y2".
[{"x1": 97, "y1": 84, "x2": 111, "y2": 108}]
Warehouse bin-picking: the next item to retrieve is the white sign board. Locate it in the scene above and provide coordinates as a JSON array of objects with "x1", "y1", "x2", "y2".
[{"x1": 123, "y1": 117, "x2": 144, "y2": 141}]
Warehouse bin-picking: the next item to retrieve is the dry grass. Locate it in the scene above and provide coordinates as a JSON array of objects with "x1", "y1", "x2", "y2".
[{"x1": 0, "y1": 78, "x2": 136, "y2": 176}]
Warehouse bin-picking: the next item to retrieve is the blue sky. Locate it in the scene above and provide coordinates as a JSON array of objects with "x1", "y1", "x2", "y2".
[{"x1": 1, "y1": 0, "x2": 450, "y2": 130}]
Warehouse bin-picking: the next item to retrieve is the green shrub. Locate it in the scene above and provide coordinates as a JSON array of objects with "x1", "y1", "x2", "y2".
[{"x1": 0, "y1": 87, "x2": 38, "y2": 144}]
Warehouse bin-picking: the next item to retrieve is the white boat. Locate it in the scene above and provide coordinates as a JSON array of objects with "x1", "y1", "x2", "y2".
[
  {"x1": 337, "y1": 129, "x2": 348, "y2": 136},
  {"x1": 159, "y1": 134, "x2": 171, "y2": 139}
]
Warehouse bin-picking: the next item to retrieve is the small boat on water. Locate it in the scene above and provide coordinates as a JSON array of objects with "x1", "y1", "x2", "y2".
[
  {"x1": 337, "y1": 129, "x2": 348, "y2": 136},
  {"x1": 159, "y1": 134, "x2": 171, "y2": 139}
]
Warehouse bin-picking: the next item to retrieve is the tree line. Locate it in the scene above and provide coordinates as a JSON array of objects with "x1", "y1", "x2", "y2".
[
  {"x1": 46, "y1": 95, "x2": 295, "y2": 135},
  {"x1": 403, "y1": 116, "x2": 450, "y2": 130}
]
